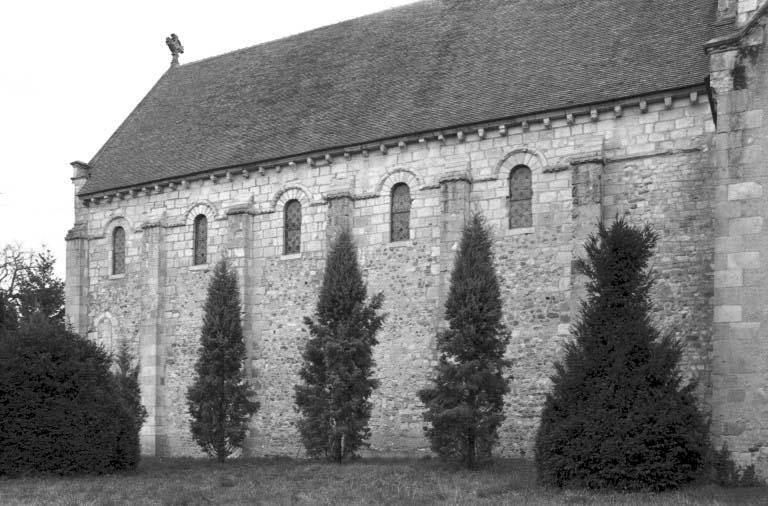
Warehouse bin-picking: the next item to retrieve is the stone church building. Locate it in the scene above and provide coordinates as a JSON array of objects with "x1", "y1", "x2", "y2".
[{"x1": 66, "y1": 0, "x2": 768, "y2": 472}]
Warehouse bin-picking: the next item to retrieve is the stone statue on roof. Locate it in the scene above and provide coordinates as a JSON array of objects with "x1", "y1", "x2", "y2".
[{"x1": 166, "y1": 33, "x2": 184, "y2": 65}]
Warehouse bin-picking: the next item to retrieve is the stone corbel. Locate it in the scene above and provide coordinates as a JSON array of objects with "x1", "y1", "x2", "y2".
[
  {"x1": 226, "y1": 202, "x2": 256, "y2": 216},
  {"x1": 438, "y1": 171, "x2": 472, "y2": 185},
  {"x1": 141, "y1": 219, "x2": 165, "y2": 230},
  {"x1": 570, "y1": 151, "x2": 605, "y2": 167}
]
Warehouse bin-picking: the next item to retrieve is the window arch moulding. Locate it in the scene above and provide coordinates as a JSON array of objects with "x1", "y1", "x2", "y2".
[
  {"x1": 269, "y1": 184, "x2": 314, "y2": 212},
  {"x1": 374, "y1": 167, "x2": 423, "y2": 197},
  {"x1": 184, "y1": 201, "x2": 218, "y2": 226},
  {"x1": 493, "y1": 147, "x2": 547, "y2": 181},
  {"x1": 100, "y1": 214, "x2": 135, "y2": 239},
  {"x1": 272, "y1": 187, "x2": 311, "y2": 258}
]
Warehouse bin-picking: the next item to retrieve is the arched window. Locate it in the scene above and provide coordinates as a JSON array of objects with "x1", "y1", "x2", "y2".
[
  {"x1": 284, "y1": 200, "x2": 301, "y2": 254},
  {"x1": 508, "y1": 165, "x2": 532, "y2": 229},
  {"x1": 391, "y1": 183, "x2": 411, "y2": 242},
  {"x1": 112, "y1": 226, "x2": 125, "y2": 275},
  {"x1": 193, "y1": 215, "x2": 208, "y2": 265},
  {"x1": 97, "y1": 317, "x2": 114, "y2": 353}
]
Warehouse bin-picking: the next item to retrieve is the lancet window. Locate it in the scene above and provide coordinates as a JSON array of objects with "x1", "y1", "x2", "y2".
[
  {"x1": 284, "y1": 200, "x2": 301, "y2": 254},
  {"x1": 112, "y1": 226, "x2": 125, "y2": 275},
  {"x1": 193, "y1": 214, "x2": 208, "y2": 265},
  {"x1": 508, "y1": 165, "x2": 533, "y2": 229},
  {"x1": 391, "y1": 183, "x2": 411, "y2": 242}
]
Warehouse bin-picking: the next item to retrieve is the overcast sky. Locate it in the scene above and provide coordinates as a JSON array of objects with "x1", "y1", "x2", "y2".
[{"x1": 0, "y1": 0, "x2": 415, "y2": 278}]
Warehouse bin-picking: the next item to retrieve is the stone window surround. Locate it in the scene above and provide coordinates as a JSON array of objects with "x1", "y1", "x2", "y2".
[
  {"x1": 377, "y1": 168, "x2": 421, "y2": 244},
  {"x1": 185, "y1": 201, "x2": 217, "y2": 270},
  {"x1": 102, "y1": 215, "x2": 133, "y2": 279},
  {"x1": 496, "y1": 147, "x2": 546, "y2": 234},
  {"x1": 273, "y1": 186, "x2": 312, "y2": 259}
]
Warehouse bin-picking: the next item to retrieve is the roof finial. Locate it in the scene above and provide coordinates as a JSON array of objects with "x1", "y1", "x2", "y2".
[{"x1": 165, "y1": 33, "x2": 184, "y2": 66}]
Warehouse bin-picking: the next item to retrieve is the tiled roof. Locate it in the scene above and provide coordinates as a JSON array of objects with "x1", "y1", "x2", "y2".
[{"x1": 81, "y1": 0, "x2": 715, "y2": 195}]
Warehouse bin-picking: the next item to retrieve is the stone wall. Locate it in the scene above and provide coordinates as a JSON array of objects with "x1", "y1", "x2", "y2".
[
  {"x1": 708, "y1": 13, "x2": 768, "y2": 477},
  {"x1": 67, "y1": 89, "x2": 716, "y2": 458}
]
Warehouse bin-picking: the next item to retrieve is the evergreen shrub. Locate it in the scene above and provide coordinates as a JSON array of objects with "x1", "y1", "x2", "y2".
[
  {"x1": 294, "y1": 228, "x2": 384, "y2": 462},
  {"x1": 112, "y1": 339, "x2": 148, "y2": 470},
  {"x1": 187, "y1": 259, "x2": 259, "y2": 462},
  {"x1": 0, "y1": 324, "x2": 132, "y2": 475},
  {"x1": 535, "y1": 218, "x2": 708, "y2": 490},
  {"x1": 418, "y1": 212, "x2": 511, "y2": 468}
]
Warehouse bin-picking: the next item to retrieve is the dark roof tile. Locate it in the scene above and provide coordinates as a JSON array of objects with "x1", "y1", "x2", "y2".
[{"x1": 81, "y1": 0, "x2": 716, "y2": 195}]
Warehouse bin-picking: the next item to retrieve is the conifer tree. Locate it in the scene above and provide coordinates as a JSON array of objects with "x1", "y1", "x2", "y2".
[
  {"x1": 112, "y1": 339, "x2": 148, "y2": 470},
  {"x1": 187, "y1": 259, "x2": 259, "y2": 462},
  {"x1": 16, "y1": 249, "x2": 65, "y2": 328},
  {"x1": 294, "y1": 228, "x2": 384, "y2": 462},
  {"x1": 418, "y1": 212, "x2": 511, "y2": 468},
  {"x1": 535, "y1": 218, "x2": 707, "y2": 490}
]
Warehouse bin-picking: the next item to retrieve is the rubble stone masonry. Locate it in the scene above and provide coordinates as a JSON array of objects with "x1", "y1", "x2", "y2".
[{"x1": 67, "y1": 92, "x2": 723, "y2": 462}]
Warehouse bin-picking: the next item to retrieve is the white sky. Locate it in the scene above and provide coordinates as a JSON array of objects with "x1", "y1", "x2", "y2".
[{"x1": 0, "y1": 0, "x2": 415, "y2": 279}]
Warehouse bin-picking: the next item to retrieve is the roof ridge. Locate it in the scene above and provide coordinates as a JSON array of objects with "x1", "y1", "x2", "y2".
[{"x1": 175, "y1": 0, "x2": 428, "y2": 69}]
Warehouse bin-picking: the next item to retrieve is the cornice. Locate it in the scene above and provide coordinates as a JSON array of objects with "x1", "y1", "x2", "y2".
[{"x1": 77, "y1": 85, "x2": 707, "y2": 206}]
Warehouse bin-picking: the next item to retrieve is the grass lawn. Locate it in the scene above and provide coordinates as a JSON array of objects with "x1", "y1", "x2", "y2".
[{"x1": 0, "y1": 457, "x2": 765, "y2": 506}]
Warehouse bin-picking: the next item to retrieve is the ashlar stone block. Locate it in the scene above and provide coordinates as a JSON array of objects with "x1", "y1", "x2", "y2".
[
  {"x1": 714, "y1": 305, "x2": 743, "y2": 322},
  {"x1": 729, "y1": 216, "x2": 763, "y2": 236},
  {"x1": 727, "y1": 251, "x2": 760, "y2": 269},
  {"x1": 715, "y1": 269, "x2": 744, "y2": 288},
  {"x1": 728, "y1": 182, "x2": 763, "y2": 200}
]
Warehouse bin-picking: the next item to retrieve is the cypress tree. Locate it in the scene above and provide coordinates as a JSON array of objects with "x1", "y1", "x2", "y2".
[
  {"x1": 187, "y1": 259, "x2": 259, "y2": 462},
  {"x1": 418, "y1": 212, "x2": 511, "y2": 468},
  {"x1": 294, "y1": 228, "x2": 384, "y2": 462},
  {"x1": 112, "y1": 339, "x2": 148, "y2": 470},
  {"x1": 535, "y1": 218, "x2": 707, "y2": 490}
]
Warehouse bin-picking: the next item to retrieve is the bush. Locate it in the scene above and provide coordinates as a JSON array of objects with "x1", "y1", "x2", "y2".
[
  {"x1": 418, "y1": 213, "x2": 511, "y2": 468},
  {"x1": 112, "y1": 339, "x2": 148, "y2": 470},
  {"x1": 535, "y1": 218, "x2": 708, "y2": 490},
  {"x1": 711, "y1": 443, "x2": 764, "y2": 487},
  {"x1": 0, "y1": 324, "x2": 136, "y2": 475},
  {"x1": 186, "y1": 259, "x2": 259, "y2": 462},
  {"x1": 294, "y1": 228, "x2": 384, "y2": 462}
]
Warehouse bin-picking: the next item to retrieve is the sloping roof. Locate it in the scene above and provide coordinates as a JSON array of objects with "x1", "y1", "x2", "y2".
[{"x1": 81, "y1": 0, "x2": 716, "y2": 195}]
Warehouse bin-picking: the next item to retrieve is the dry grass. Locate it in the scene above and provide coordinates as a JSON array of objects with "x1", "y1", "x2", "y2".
[{"x1": 0, "y1": 457, "x2": 765, "y2": 506}]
